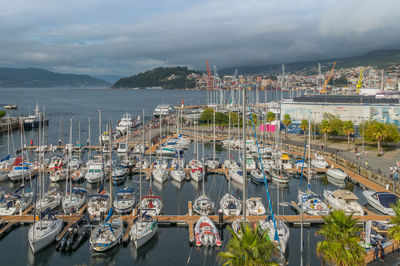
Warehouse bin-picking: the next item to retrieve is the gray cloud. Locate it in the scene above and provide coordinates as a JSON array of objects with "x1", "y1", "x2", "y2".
[{"x1": 0, "y1": 0, "x2": 399, "y2": 76}]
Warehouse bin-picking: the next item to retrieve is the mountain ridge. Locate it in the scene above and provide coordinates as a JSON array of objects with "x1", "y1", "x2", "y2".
[{"x1": 0, "y1": 67, "x2": 109, "y2": 88}]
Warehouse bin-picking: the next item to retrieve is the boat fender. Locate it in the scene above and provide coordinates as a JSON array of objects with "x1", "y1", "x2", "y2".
[{"x1": 316, "y1": 205, "x2": 322, "y2": 211}]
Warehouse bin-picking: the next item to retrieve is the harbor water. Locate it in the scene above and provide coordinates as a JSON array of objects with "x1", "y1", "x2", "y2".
[{"x1": 0, "y1": 87, "x2": 373, "y2": 265}]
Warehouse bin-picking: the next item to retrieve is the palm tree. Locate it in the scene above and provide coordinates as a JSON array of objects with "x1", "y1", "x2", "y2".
[
  {"x1": 266, "y1": 111, "x2": 276, "y2": 140},
  {"x1": 371, "y1": 122, "x2": 387, "y2": 152},
  {"x1": 282, "y1": 114, "x2": 292, "y2": 137},
  {"x1": 319, "y1": 119, "x2": 330, "y2": 146},
  {"x1": 342, "y1": 120, "x2": 355, "y2": 149},
  {"x1": 316, "y1": 210, "x2": 365, "y2": 266},
  {"x1": 388, "y1": 200, "x2": 400, "y2": 244},
  {"x1": 300, "y1": 119, "x2": 308, "y2": 135},
  {"x1": 219, "y1": 222, "x2": 279, "y2": 266}
]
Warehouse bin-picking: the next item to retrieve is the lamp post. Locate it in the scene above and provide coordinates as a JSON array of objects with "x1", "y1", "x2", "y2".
[{"x1": 280, "y1": 201, "x2": 303, "y2": 266}]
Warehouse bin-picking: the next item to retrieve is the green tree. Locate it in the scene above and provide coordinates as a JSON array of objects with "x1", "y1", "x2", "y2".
[
  {"x1": 342, "y1": 120, "x2": 355, "y2": 149},
  {"x1": 215, "y1": 112, "x2": 228, "y2": 126},
  {"x1": 200, "y1": 108, "x2": 214, "y2": 123},
  {"x1": 0, "y1": 111, "x2": 5, "y2": 118},
  {"x1": 319, "y1": 119, "x2": 330, "y2": 145},
  {"x1": 300, "y1": 119, "x2": 308, "y2": 134},
  {"x1": 388, "y1": 200, "x2": 400, "y2": 244},
  {"x1": 384, "y1": 123, "x2": 400, "y2": 144},
  {"x1": 219, "y1": 223, "x2": 279, "y2": 266},
  {"x1": 316, "y1": 210, "x2": 365, "y2": 266},
  {"x1": 282, "y1": 114, "x2": 292, "y2": 137}
]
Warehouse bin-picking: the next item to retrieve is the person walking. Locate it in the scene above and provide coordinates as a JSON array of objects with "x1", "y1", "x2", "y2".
[
  {"x1": 379, "y1": 242, "x2": 385, "y2": 262},
  {"x1": 374, "y1": 244, "x2": 380, "y2": 262}
]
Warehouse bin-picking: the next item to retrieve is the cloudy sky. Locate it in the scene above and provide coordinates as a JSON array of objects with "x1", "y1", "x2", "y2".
[{"x1": 0, "y1": 0, "x2": 399, "y2": 77}]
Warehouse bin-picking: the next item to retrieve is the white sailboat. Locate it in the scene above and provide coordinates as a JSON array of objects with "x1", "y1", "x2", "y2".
[
  {"x1": 28, "y1": 213, "x2": 63, "y2": 253},
  {"x1": 130, "y1": 213, "x2": 158, "y2": 249},
  {"x1": 113, "y1": 188, "x2": 136, "y2": 214},
  {"x1": 90, "y1": 216, "x2": 124, "y2": 252},
  {"x1": 257, "y1": 218, "x2": 290, "y2": 254},
  {"x1": 246, "y1": 197, "x2": 266, "y2": 216}
]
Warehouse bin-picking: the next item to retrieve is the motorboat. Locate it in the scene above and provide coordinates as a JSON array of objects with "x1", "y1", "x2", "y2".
[
  {"x1": 85, "y1": 162, "x2": 103, "y2": 184},
  {"x1": 116, "y1": 113, "x2": 134, "y2": 135},
  {"x1": 0, "y1": 155, "x2": 14, "y2": 181},
  {"x1": 140, "y1": 195, "x2": 163, "y2": 216},
  {"x1": 311, "y1": 158, "x2": 329, "y2": 169},
  {"x1": 193, "y1": 194, "x2": 214, "y2": 216},
  {"x1": 294, "y1": 160, "x2": 308, "y2": 169},
  {"x1": 113, "y1": 188, "x2": 136, "y2": 214},
  {"x1": 270, "y1": 170, "x2": 290, "y2": 186},
  {"x1": 62, "y1": 188, "x2": 87, "y2": 215},
  {"x1": 130, "y1": 213, "x2": 157, "y2": 249},
  {"x1": 323, "y1": 189, "x2": 364, "y2": 216},
  {"x1": 363, "y1": 190, "x2": 399, "y2": 215},
  {"x1": 87, "y1": 194, "x2": 109, "y2": 220},
  {"x1": 23, "y1": 104, "x2": 49, "y2": 129},
  {"x1": 35, "y1": 188, "x2": 62, "y2": 212},
  {"x1": 28, "y1": 213, "x2": 63, "y2": 253},
  {"x1": 256, "y1": 217, "x2": 290, "y2": 255},
  {"x1": 49, "y1": 169, "x2": 67, "y2": 182},
  {"x1": 90, "y1": 216, "x2": 124, "y2": 252},
  {"x1": 219, "y1": 193, "x2": 241, "y2": 216},
  {"x1": 153, "y1": 104, "x2": 173, "y2": 117},
  {"x1": 244, "y1": 156, "x2": 256, "y2": 170},
  {"x1": 298, "y1": 189, "x2": 330, "y2": 216},
  {"x1": 56, "y1": 214, "x2": 90, "y2": 252},
  {"x1": 194, "y1": 216, "x2": 222, "y2": 247},
  {"x1": 112, "y1": 165, "x2": 128, "y2": 185},
  {"x1": 135, "y1": 158, "x2": 149, "y2": 169},
  {"x1": 280, "y1": 153, "x2": 292, "y2": 170},
  {"x1": 250, "y1": 169, "x2": 266, "y2": 183},
  {"x1": 48, "y1": 156, "x2": 66, "y2": 170},
  {"x1": 326, "y1": 168, "x2": 348, "y2": 181},
  {"x1": 246, "y1": 197, "x2": 266, "y2": 216}
]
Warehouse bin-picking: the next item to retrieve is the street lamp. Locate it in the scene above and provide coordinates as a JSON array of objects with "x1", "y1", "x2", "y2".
[{"x1": 280, "y1": 201, "x2": 303, "y2": 266}]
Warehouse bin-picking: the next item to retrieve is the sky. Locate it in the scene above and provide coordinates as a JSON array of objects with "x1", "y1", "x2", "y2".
[{"x1": 0, "y1": 0, "x2": 399, "y2": 77}]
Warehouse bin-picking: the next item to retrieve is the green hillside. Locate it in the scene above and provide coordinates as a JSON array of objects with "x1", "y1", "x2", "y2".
[
  {"x1": 219, "y1": 49, "x2": 400, "y2": 75},
  {"x1": 0, "y1": 67, "x2": 109, "y2": 88},
  {"x1": 112, "y1": 66, "x2": 199, "y2": 89}
]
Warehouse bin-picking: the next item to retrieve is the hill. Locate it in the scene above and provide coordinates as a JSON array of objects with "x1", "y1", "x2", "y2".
[
  {"x1": 0, "y1": 67, "x2": 109, "y2": 88},
  {"x1": 112, "y1": 66, "x2": 199, "y2": 89},
  {"x1": 219, "y1": 49, "x2": 400, "y2": 75}
]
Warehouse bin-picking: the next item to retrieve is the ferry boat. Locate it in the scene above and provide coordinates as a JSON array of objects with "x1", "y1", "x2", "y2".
[
  {"x1": 153, "y1": 104, "x2": 173, "y2": 117},
  {"x1": 23, "y1": 104, "x2": 49, "y2": 129}
]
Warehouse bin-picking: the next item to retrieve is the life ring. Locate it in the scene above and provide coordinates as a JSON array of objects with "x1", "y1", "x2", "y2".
[{"x1": 316, "y1": 205, "x2": 322, "y2": 211}]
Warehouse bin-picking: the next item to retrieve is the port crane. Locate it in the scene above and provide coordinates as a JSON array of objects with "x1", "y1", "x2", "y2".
[
  {"x1": 321, "y1": 61, "x2": 336, "y2": 94},
  {"x1": 356, "y1": 67, "x2": 363, "y2": 94}
]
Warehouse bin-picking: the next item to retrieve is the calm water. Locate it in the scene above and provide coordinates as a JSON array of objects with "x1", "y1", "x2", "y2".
[{"x1": 0, "y1": 87, "x2": 373, "y2": 265}]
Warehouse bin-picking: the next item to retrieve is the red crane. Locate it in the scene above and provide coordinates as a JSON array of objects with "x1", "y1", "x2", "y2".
[{"x1": 205, "y1": 59, "x2": 213, "y2": 90}]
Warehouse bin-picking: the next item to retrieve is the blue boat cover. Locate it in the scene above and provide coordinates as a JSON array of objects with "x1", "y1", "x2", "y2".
[
  {"x1": 377, "y1": 192, "x2": 399, "y2": 208},
  {"x1": 0, "y1": 155, "x2": 10, "y2": 162}
]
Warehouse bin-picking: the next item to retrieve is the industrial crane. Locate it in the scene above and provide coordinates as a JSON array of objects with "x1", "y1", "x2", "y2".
[
  {"x1": 321, "y1": 61, "x2": 336, "y2": 94},
  {"x1": 356, "y1": 67, "x2": 363, "y2": 94}
]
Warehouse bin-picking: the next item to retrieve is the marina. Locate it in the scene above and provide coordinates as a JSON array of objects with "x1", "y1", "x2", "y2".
[{"x1": 0, "y1": 87, "x2": 399, "y2": 265}]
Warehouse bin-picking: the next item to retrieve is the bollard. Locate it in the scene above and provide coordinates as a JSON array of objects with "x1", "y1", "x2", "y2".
[
  {"x1": 218, "y1": 209, "x2": 223, "y2": 226},
  {"x1": 386, "y1": 184, "x2": 390, "y2": 190},
  {"x1": 188, "y1": 201, "x2": 193, "y2": 216}
]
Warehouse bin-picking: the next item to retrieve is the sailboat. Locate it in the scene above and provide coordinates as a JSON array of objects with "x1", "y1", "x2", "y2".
[
  {"x1": 152, "y1": 116, "x2": 169, "y2": 183},
  {"x1": 205, "y1": 111, "x2": 220, "y2": 169},
  {"x1": 297, "y1": 120, "x2": 329, "y2": 216},
  {"x1": 35, "y1": 188, "x2": 62, "y2": 212},
  {"x1": 130, "y1": 212, "x2": 158, "y2": 249},
  {"x1": 113, "y1": 188, "x2": 136, "y2": 214},
  {"x1": 220, "y1": 114, "x2": 242, "y2": 215},
  {"x1": 170, "y1": 154, "x2": 186, "y2": 182},
  {"x1": 256, "y1": 217, "x2": 290, "y2": 254},
  {"x1": 89, "y1": 214, "x2": 124, "y2": 252},
  {"x1": 193, "y1": 136, "x2": 214, "y2": 216},
  {"x1": 0, "y1": 188, "x2": 34, "y2": 215},
  {"x1": 28, "y1": 211, "x2": 63, "y2": 253}
]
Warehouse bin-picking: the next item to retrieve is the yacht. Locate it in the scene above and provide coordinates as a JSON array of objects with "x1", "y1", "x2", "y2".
[
  {"x1": 87, "y1": 194, "x2": 109, "y2": 220},
  {"x1": 62, "y1": 188, "x2": 87, "y2": 215},
  {"x1": 113, "y1": 188, "x2": 136, "y2": 214},
  {"x1": 35, "y1": 188, "x2": 62, "y2": 212},
  {"x1": 298, "y1": 190, "x2": 330, "y2": 216},
  {"x1": 324, "y1": 189, "x2": 364, "y2": 216},
  {"x1": 85, "y1": 161, "x2": 103, "y2": 184},
  {"x1": 8, "y1": 162, "x2": 37, "y2": 182},
  {"x1": 327, "y1": 168, "x2": 348, "y2": 181},
  {"x1": 193, "y1": 194, "x2": 214, "y2": 216},
  {"x1": 363, "y1": 190, "x2": 399, "y2": 215},
  {"x1": 90, "y1": 217, "x2": 124, "y2": 252},
  {"x1": 23, "y1": 104, "x2": 49, "y2": 129},
  {"x1": 153, "y1": 104, "x2": 173, "y2": 117},
  {"x1": 257, "y1": 218, "x2": 290, "y2": 254},
  {"x1": 28, "y1": 213, "x2": 63, "y2": 253},
  {"x1": 130, "y1": 214, "x2": 158, "y2": 249},
  {"x1": 0, "y1": 191, "x2": 34, "y2": 215}
]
